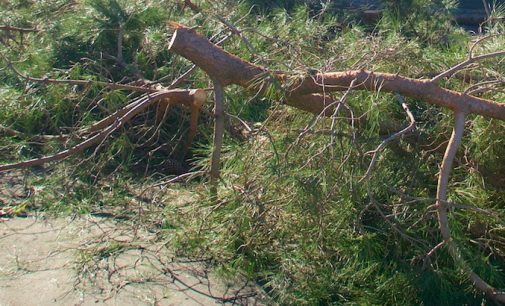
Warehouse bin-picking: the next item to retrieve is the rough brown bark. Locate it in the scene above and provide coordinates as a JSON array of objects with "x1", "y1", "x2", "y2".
[{"x1": 168, "y1": 23, "x2": 505, "y2": 120}]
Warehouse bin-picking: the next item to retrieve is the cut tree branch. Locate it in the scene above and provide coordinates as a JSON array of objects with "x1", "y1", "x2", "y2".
[
  {"x1": 86, "y1": 88, "x2": 204, "y2": 133},
  {"x1": 168, "y1": 23, "x2": 505, "y2": 120},
  {"x1": 167, "y1": 22, "x2": 505, "y2": 300},
  {"x1": 435, "y1": 111, "x2": 505, "y2": 303}
]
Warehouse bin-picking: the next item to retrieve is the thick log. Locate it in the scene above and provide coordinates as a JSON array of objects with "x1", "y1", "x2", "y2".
[
  {"x1": 168, "y1": 23, "x2": 505, "y2": 121},
  {"x1": 168, "y1": 23, "x2": 264, "y2": 88}
]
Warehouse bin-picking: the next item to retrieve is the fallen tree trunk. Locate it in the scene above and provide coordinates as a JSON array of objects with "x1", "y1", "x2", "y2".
[
  {"x1": 1, "y1": 18, "x2": 504, "y2": 303},
  {"x1": 168, "y1": 22, "x2": 505, "y2": 120}
]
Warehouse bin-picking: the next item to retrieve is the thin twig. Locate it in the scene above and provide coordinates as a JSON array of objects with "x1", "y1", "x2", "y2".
[
  {"x1": 422, "y1": 241, "x2": 445, "y2": 269},
  {"x1": 0, "y1": 26, "x2": 39, "y2": 33},
  {"x1": 360, "y1": 94, "x2": 415, "y2": 182},
  {"x1": 432, "y1": 34, "x2": 505, "y2": 83},
  {"x1": 1, "y1": 55, "x2": 158, "y2": 93},
  {"x1": 464, "y1": 79, "x2": 504, "y2": 95},
  {"x1": 140, "y1": 171, "x2": 204, "y2": 196}
]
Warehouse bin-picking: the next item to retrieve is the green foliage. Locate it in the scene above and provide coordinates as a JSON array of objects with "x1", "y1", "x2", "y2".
[
  {"x1": 1, "y1": 1, "x2": 505, "y2": 305},
  {"x1": 380, "y1": 0, "x2": 459, "y2": 45},
  {"x1": 243, "y1": 0, "x2": 317, "y2": 13}
]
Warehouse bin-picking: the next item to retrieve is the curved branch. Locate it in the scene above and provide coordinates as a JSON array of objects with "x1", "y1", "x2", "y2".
[
  {"x1": 85, "y1": 88, "x2": 203, "y2": 133},
  {"x1": 432, "y1": 50, "x2": 505, "y2": 83},
  {"x1": 0, "y1": 89, "x2": 206, "y2": 172},
  {"x1": 436, "y1": 111, "x2": 505, "y2": 303},
  {"x1": 436, "y1": 112, "x2": 466, "y2": 242}
]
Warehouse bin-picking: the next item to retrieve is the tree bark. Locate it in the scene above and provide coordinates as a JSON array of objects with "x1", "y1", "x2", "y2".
[{"x1": 168, "y1": 23, "x2": 505, "y2": 120}]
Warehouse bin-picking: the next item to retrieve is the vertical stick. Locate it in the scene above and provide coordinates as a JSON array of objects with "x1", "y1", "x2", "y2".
[
  {"x1": 210, "y1": 79, "x2": 225, "y2": 194},
  {"x1": 436, "y1": 111, "x2": 465, "y2": 242},
  {"x1": 183, "y1": 103, "x2": 200, "y2": 157}
]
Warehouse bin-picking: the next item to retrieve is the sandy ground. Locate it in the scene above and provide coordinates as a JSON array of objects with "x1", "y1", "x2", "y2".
[{"x1": 0, "y1": 216, "x2": 263, "y2": 306}]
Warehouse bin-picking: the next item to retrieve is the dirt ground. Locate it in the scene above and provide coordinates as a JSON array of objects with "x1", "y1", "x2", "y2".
[{"x1": 0, "y1": 216, "x2": 263, "y2": 306}]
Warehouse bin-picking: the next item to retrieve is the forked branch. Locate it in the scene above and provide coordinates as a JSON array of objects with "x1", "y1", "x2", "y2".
[
  {"x1": 432, "y1": 50, "x2": 505, "y2": 83},
  {"x1": 432, "y1": 35, "x2": 505, "y2": 83},
  {"x1": 167, "y1": 22, "x2": 505, "y2": 300},
  {"x1": 0, "y1": 89, "x2": 206, "y2": 172},
  {"x1": 168, "y1": 23, "x2": 505, "y2": 119}
]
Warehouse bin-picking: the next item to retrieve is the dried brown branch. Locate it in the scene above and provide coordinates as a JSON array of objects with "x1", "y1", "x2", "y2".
[
  {"x1": 0, "y1": 89, "x2": 206, "y2": 173},
  {"x1": 422, "y1": 241, "x2": 445, "y2": 269}
]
